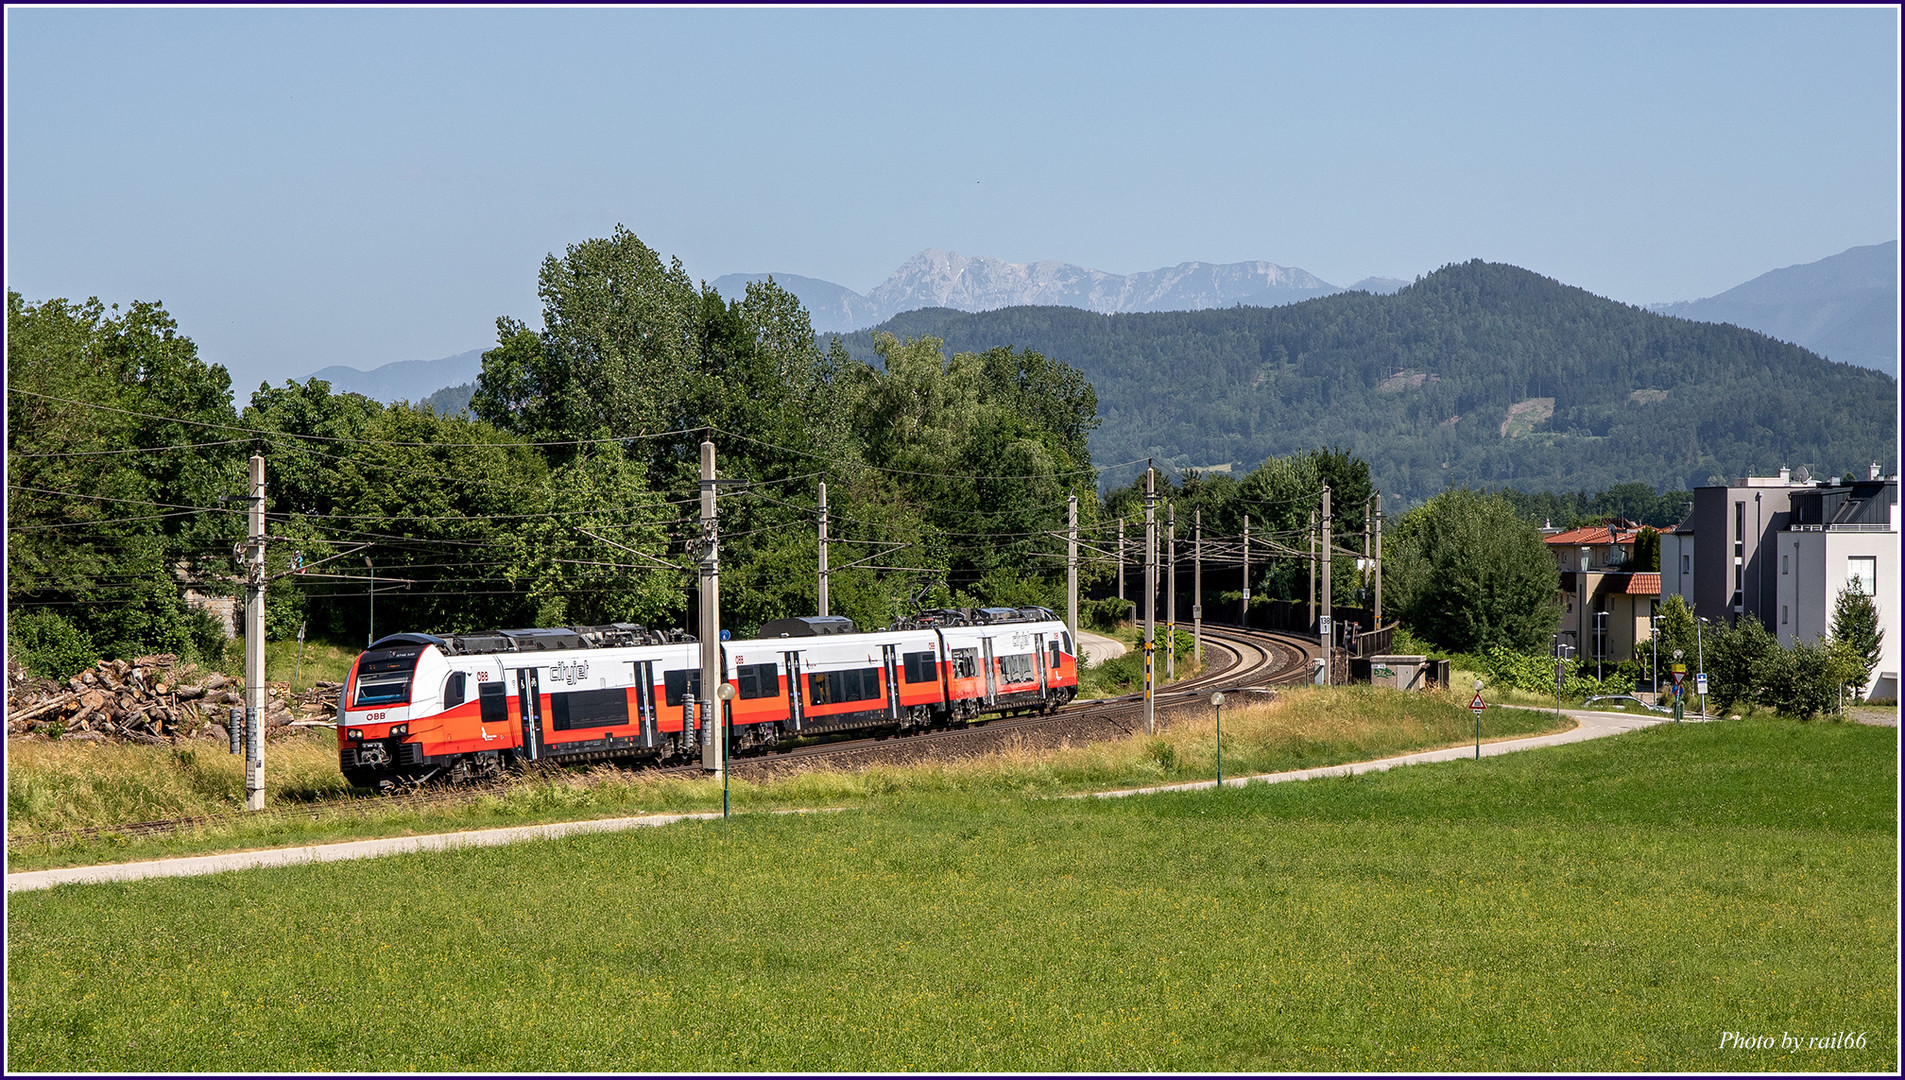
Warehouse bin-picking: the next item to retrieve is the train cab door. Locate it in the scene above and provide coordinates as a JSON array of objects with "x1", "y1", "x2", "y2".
[
  {"x1": 981, "y1": 637, "x2": 998, "y2": 705},
  {"x1": 783, "y1": 651, "x2": 805, "y2": 733},
  {"x1": 882, "y1": 644, "x2": 901, "y2": 720},
  {"x1": 514, "y1": 667, "x2": 543, "y2": 762},
  {"x1": 1034, "y1": 633, "x2": 1049, "y2": 700},
  {"x1": 632, "y1": 660, "x2": 658, "y2": 748}
]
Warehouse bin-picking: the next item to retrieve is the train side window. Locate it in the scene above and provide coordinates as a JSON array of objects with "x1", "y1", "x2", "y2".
[
  {"x1": 1062, "y1": 631, "x2": 1074, "y2": 655},
  {"x1": 443, "y1": 671, "x2": 467, "y2": 709},
  {"x1": 951, "y1": 648, "x2": 979, "y2": 679},
  {"x1": 1049, "y1": 642, "x2": 1061, "y2": 669},
  {"x1": 807, "y1": 668, "x2": 882, "y2": 705},
  {"x1": 551, "y1": 687, "x2": 632, "y2": 730},
  {"x1": 902, "y1": 651, "x2": 936, "y2": 683},
  {"x1": 736, "y1": 663, "x2": 778, "y2": 699},
  {"x1": 478, "y1": 681, "x2": 507, "y2": 724},
  {"x1": 663, "y1": 669, "x2": 702, "y2": 707}
]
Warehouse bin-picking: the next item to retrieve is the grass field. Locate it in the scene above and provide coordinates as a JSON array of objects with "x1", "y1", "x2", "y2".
[
  {"x1": 6, "y1": 718, "x2": 1894, "y2": 1072},
  {"x1": 5, "y1": 686, "x2": 1564, "y2": 870}
]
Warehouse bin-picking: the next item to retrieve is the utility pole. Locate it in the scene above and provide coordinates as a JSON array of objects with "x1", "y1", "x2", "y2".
[
  {"x1": 1320, "y1": 485, "x2": 1332, "y2": 687},
  {"x1": 365, "y1": 556, "x2": 374, "y2": 647},
  {"x1": 1193, "y1": 508, "x2": 1203, "y2": 664},
  {"x1": 1307, "y1": 509, "x2": 1317, "y2": 631},
  {"x1": 1067, "y1": 494, "x2": 1079, "y2": 652},
  {"x1": 1372, "y1": 493, "x2": 1383, "y2": 629},
  {"x1": 244, "y1": 454, "x2": 266, "y2": 812},
  {"x1": 1166, "y1": 501, "x2": 1177, "y2": 681},
  {"x1": 1144, "y1": 466, "x2": 1157, "y2": 735},
  {"x1": 1117, "y1": 517, "x2": 1126, "y2": 609},
  {"x1": 1241, "y1": 513, "x2": 1251, "y2": 624},
  {"x1": 1364, "y1": 499, "x2": 1372, "y2": 617},
  {"x1": 816, "y1": 480, "x2": 829, "y2": 617},
  {"x1": 699, "y1": 439, "x2": 724, "y2": 778}
]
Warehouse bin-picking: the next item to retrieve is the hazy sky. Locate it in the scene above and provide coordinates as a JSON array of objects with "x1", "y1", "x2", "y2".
[{"x1": 6, "y1": 6, "x2": 1899, "y2": 396}]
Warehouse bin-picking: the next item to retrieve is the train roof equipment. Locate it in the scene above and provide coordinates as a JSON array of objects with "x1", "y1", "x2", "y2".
[{"x1": 757, "y1": 615, "x2": 860, "y2": 638}]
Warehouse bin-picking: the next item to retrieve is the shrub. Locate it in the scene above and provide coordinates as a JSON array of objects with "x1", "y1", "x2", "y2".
[
  {"x1": 1082, "y1": 597, "x2": 1134, "y2": 632},
  {"x1": 7, "y1": 610, "x2": 99, "y2": 682}
]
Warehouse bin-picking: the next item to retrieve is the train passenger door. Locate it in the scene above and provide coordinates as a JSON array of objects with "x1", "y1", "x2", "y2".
[
  {"x1": 981, "y1": 637, "x2": 997, "y2": 705},
  {"x1": 882, "y1": 644, "x2": 901, "y2": 720},
  {"x1": 1034, "y1": 633, "x2": 1049, "y2": 700},
  {"x1": 783, "y1": 651, "x2": 805, "y2": 733},
  {"x1": 632, "y1": 660, "x2": 658, "y2": 747},
  {"x1": 514, "y1": 667, "x2": 543, "y2": 762}
]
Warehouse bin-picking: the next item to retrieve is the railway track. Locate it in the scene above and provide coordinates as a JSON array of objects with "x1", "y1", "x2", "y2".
[{"x1": 8, "y1": 624, "x2": 1318, "y2": 852}]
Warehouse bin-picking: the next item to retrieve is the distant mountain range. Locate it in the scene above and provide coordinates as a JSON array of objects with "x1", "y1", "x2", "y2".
[
  {"x1": 713, "y1": 250, "x2": 1406, "y2": 333},
  {"x1": 822, "y1": 260, "x2": 1897, "y2": 502},
  {"x1": 1648, "y1": 241, "x2": 1896, "y2": 375},
  {"x1": 305, "y1": 348, "x2": 485, "y2": 404}
]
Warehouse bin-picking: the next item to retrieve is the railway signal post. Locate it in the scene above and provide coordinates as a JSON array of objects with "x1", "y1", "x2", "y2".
[
  {"x1": 699, "y1": 439, "x2": 725, "y2": 777},
  {"x1": 244, "y1": 454, "x2": 266, "y2": 811}
]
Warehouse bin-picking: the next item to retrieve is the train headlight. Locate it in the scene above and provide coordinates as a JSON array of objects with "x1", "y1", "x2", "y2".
[
  {"x1": 390, "y1": 723, "x2": 408, "y2": 738},
  {"x1": 347, "y1": 728, "x2": 364, "y2": 741}
]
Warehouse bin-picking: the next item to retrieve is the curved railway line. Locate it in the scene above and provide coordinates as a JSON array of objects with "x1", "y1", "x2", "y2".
[{"x1": 8, "y1": 624, "x2": 1318, "y2": 852}]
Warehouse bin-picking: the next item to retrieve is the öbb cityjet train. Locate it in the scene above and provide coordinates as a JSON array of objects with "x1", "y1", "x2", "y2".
[{"x1": 336, "y1": 608, "x2": 1078, "y2": 788}]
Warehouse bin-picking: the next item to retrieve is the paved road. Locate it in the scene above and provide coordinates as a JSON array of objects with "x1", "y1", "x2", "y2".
[
  {"x1": 1086, "y1": 706, "x2": 1679, "y2": 798},
  {"x1": 7, "y1": 812, "x2": 725, "y2": 894},
  {"x1": 1076, "y1": 630, "x2": 1127, "y2": 667}
]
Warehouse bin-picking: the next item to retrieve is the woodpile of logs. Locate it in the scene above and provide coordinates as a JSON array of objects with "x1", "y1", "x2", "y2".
[{"x1": 5, "y1": 653, "x2": 341, "y2": 744}]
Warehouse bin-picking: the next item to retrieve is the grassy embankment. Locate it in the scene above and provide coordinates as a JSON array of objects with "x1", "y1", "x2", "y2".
[
  {"x1": 8, "y1": 685, "x2": 1562, "y2": 870},
  {"x1": 1075, "y1": 621, "x2": 1197, "y2": 698},
  {"x1": 6, "y1": 718, "x2": 1894, "y2": 1071}
]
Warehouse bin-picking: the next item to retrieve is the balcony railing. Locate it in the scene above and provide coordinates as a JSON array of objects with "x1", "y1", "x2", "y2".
[{"x1": 1790, "y1": 523, "x2": 1893, "y2": 533}]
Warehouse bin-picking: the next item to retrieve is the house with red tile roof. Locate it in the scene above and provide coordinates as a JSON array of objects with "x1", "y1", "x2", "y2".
[{"x1": 1544, "y1": 521, "x2": 1660, "y2": 672}]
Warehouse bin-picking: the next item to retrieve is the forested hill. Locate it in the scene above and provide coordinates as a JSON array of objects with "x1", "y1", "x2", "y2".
[{"x1": 824, "y1": 260, "x2": 1899, "y2": 504}]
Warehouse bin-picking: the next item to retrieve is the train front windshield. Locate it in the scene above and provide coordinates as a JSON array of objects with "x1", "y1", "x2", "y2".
[{"x1": 352, "y1": 644, "x2": 424, "y2": 707}]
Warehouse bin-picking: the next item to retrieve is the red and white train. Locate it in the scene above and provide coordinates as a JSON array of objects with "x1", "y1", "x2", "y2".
[{"x1": 335, "y1": 607, "x2": 1078, "y2": 787}]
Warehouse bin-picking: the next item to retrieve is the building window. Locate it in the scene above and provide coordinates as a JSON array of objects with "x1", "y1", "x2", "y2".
[
  {"x1": 1781, "y1": 554, "x2": 1788, "y2": 575},
  {"x1": 1781, "y1": 605, "x2": 1789, "y2": 626},
  {"x1": 1847, "y1": 556, "x2": 1877, "y2": 596},
  {"x1": 1681, "y1": 554, "x2": 1691, "y2": 575}
]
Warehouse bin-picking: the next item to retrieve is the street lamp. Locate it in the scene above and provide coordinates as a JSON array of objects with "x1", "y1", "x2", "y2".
[{"x1": 1551, "y1": 636, "x2": 1575, "y2": 719}]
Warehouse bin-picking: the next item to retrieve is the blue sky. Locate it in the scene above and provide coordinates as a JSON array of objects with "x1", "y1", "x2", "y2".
[{"x1": 5, "y1": 6, "x2": 1898, "y2": 396}]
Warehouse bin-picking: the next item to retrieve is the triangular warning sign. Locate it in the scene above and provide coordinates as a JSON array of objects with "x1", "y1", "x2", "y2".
[{"x1": 1469, "y1": 694, "x2": 1486, "y2": 710}]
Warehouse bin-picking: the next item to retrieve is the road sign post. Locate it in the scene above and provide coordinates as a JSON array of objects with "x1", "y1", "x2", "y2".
[
  {"x1": 1211, "y1": 691, "x2": 1225, "y2": 786},
  {"x1": 1469, "y1": 683, "x2": 1486, "y2": 760},
  {"x1": 1671, "y1": 660, "x2": 1687, "y2": 723}
]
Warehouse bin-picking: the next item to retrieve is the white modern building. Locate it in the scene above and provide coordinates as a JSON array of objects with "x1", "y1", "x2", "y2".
[{"x1": 1774, "y1": 471, "x2": 1899, "y2": 701}]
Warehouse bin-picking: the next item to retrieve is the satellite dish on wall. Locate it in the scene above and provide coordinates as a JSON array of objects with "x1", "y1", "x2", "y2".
[{"x1": 1793, "y1": 466, "x2": 1812, "y2": 483}]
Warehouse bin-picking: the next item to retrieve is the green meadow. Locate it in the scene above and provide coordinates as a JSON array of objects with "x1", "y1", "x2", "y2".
[{"x1": 6, "y1": 718, "x2": 1895, "y2": 1072}]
